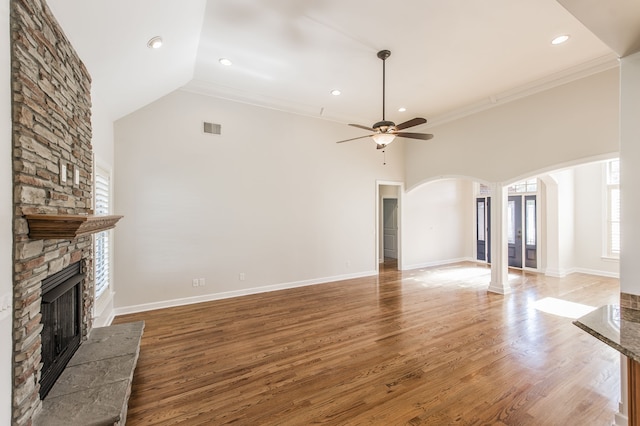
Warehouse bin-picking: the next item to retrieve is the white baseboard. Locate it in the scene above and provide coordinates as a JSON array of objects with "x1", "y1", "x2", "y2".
[
  {"x1": 546, "y1": 267, "x2": 619, "y2": 279},
  {"x1": 572, "y1": 267, "x2": 620, "y2": 279},
  {"x1": 401, "y1": 257, "x2": 474, "y2": 271},
  {"x1": 545, "y1": 268, "x2": 574, "y2": 278},
  {"x1": 614, "y1": 411, "x2": 628, "y2": 426},
  {"x1": 113, "y1": 270, "x2": 378, "y2": 317}
]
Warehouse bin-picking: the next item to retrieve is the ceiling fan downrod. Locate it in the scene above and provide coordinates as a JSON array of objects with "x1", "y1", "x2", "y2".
[{"x1": 377, "y1": 50, "x2": 391, "y2": 122}]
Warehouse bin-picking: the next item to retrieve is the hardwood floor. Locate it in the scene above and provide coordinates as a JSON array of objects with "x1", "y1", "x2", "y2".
[{"x1": 114, "y1": 262, "x2": 621, "y2": 425}]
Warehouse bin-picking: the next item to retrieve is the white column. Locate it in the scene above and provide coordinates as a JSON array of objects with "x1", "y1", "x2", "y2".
[
  {"x1": 620, "y1": 52, "x2": 640, "y2": 296},
  {"x1": 618, "y1": 50, "x2": 640, "y2": 426},
  {"x1": 488, "y1": 183, "x2": 510, "y2": 294}
]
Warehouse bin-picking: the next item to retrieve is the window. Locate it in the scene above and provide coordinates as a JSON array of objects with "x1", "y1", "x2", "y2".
[
  {"x1": 508, "y1": 178, "x2": 537, "y2": 194},
  {"x1": 507, "y1": 200, "x2": 516, "y2": 244},
  {"x1": 525, "y1": 198, "x2": 536, "y2": 246},
  {"x1": 606, "y1": 159, "x2": 620, "y2": 258},
  {"x1": 94, "y1": 166, "x2": 111, "y2": 298},
  {"x1": 477, "y1": 201, "x2": 485, "y2": 242}
]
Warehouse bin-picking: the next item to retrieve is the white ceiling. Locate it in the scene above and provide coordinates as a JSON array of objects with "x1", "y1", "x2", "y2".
[{"x1": 47, "y1": 0, "x2": 619, "y2": 127}]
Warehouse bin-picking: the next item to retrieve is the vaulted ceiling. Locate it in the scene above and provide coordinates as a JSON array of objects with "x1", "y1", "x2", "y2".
[{"x1": 47, "y1": 0, "x2": 628, "y2": 127}]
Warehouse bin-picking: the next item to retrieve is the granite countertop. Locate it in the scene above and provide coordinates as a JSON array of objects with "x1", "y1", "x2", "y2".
[{"x1": 574, "y1": 305, "x2": 640, "y2": 363}]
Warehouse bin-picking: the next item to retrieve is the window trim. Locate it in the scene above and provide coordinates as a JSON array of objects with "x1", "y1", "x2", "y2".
[
  {"x1": 603, "y1": 159, "x2": 620, "y2": 259},
  {"x1": 93, "y1": 160, "x2": 113, "y2": 308}
]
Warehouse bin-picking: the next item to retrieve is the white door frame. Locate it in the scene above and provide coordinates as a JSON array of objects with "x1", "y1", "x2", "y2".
[{"x1": 376, "y1": 180, "x2": 404, "y2": 272}]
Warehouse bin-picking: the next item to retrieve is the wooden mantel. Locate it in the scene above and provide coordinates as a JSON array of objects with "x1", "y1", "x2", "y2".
[{"x1": 25, "y1": 214, "x2": 123, "y2": 239}]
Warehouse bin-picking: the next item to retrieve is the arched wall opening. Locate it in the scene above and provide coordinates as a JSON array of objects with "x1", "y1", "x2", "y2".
[{"x1": 402, "y1": 155, "x2": 620, "y2": 280}]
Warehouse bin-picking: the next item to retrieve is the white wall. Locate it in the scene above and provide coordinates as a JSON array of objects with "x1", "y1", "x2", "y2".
[
  {"x1": 114, "y1": 90, "x2": 404, "y2": 310},
  {"x1": 1, "y1": 0, "x2": 13, "y2": 422},
  {"x1": 573, "y1": 161, "x2": 619, "y2": 277},
  {"x1": 553, "y1": 169, "x2": 576, "y2": 276},
  {"x1": 558, "y1": 171, "x2": 576, "y2": 274},
  {"x1": 405, "y1": 68, "x2": 619, "y2": 188},
  {"x1": 91, "y1": 95, "x2": 115, "y2": 167},
  {"x1": 402, "y1": 179, "x2": 473, "y2": 269}
]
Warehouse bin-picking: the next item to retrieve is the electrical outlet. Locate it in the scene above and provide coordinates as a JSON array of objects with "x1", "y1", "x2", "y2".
[
  {"x1": 192, "y1": 279, "x2": 199, "y2": 288},
  {"x1": 239, "y1": 273, "x2": 245, "y2": 281}
]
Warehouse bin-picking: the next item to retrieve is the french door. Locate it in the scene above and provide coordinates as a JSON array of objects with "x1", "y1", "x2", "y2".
[
  {"x1": 476, "y1": 197, "x2": 490, "y2": 263},
  {"x1": 476, "y1": 194, "x2": 536, "y2": 269},
  {"x1": 507, "y1": 195, "x2": 537, "y2": 268}
]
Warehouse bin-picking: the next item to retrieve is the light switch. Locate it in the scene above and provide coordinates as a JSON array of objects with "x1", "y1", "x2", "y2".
[
  {"x1": 60, "y1": 162, "x2": 67, "y2": 183},
  {"x1": 74, "y1": 168, "x2": 80, "y2": 185}
]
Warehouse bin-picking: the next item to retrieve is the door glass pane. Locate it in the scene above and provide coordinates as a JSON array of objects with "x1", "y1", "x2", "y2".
[
  {"x1": 526, "y1": 199, "x2": 536, "y2": 245},
  {"x1": 507, "y1": 200, "x2": 516, "y2": 244},
  {"x1": 477, "y1": 202, "x2": 485, "y2": 241}
]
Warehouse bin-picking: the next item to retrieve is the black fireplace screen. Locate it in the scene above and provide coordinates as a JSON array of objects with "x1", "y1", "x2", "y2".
[{"x1": 39, "y1": 261, "x2": 83, "y2": 398}]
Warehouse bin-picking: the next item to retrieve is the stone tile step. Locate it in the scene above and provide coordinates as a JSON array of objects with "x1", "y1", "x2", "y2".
[{"x1": 34, "y1": 321, "x2": 144, "y2": 426}]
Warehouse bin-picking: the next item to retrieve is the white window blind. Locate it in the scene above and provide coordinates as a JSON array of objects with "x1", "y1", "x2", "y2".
[{"x1": 94, "y1": 168, "x2": 111, "y2": 298}]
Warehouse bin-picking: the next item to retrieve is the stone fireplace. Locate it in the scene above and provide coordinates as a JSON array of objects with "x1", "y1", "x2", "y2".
[{"x1": 11, "y1": 0, "x2": 95, "y2": 423}]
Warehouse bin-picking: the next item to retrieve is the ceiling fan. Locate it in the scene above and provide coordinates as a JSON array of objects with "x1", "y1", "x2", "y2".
[{"x1": 336, "y1": 50, "x2": 433, "y2": 149}]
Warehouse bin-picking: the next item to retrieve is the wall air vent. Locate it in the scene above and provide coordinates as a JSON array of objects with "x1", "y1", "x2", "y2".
[{"x1": 203, "y1": 122, "x2": 222, "y2": 135}]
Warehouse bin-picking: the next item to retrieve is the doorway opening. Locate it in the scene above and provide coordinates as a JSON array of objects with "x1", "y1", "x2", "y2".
[{"x1": 377, "y1": 182, "x2": 403, "y2": 272}]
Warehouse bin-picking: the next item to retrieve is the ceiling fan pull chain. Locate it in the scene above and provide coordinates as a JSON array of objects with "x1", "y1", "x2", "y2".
[{"x1": 383, "y1": 149, "x2": 386, "y2": 165}]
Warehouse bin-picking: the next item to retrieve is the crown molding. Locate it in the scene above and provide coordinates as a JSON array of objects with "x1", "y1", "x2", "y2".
[{"x1": 426, "y1": 53, "x2": 620, "y2": 128}]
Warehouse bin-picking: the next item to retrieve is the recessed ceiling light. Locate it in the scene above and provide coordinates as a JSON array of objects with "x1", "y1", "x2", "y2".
[
  {"x1": 147, "y1": 36, "x2": 163, "y2": 49},
  {"x1": 219, "y1": 58, "x2": 233, "y2": 66},
  {"x1": 331, "y1": 89, "x2": 341, "y2": 96},
  {"x1": 551, "y1": 34, "x2": 570, "y2": 45},
  {"x1": 398, "y1": 107, "x2": 407, "y2": 112}
]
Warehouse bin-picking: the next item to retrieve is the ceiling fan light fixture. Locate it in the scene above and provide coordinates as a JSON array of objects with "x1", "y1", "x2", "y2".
[
  {"x1": 147, "y1": 36, "x2": 163, "y2": 49},
  {"x1": 372, "y1": 133, "x2": 396, "y2": 146}
]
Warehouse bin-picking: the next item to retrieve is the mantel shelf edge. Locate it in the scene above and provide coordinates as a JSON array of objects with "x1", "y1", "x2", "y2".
[{"x1": 25, "y1": 214, "x2": 124, "y2": 240}]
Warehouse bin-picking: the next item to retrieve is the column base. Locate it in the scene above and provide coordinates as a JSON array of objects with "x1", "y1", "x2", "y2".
[{"x1": 488, "y1": 283, "x2": 510, "y2": 294}]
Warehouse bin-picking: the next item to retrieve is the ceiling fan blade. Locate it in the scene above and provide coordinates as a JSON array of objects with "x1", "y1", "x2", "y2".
[
  {"x1": 395, "y1": 132, "x2": 434, "y2": 140},
  {"x1": 336, "y1": 135, "x2": 372, "y2": 144},
  {"x1": 349, "y1": 123, "x2": 375, "y2": 131},
  {"x1": 395, "y1": 117, "x2": 427, "y2": 130}
]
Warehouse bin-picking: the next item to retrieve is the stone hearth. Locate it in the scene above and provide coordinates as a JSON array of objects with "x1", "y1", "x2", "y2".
[{"x1": 34, "y1": 321, "x2": 144, "y2": 426}]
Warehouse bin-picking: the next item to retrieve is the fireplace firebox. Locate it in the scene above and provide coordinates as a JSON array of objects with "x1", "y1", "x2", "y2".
[{"x1": 39, "y1": 262, "x2": 84, "y2": 398}]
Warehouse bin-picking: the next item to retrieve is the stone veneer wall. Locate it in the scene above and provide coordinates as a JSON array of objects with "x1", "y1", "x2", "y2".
[{"x1": 11, "y1": 0, "x2": 94, "y2": 424}]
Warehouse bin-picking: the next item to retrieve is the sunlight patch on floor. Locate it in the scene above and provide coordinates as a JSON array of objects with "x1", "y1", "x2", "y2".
[
  {"x1": 533, "y1": 297, "x2": 597, "y2": 319},
  {"x1": 413, "y1": 265, "x2": 491, "y2": 288}
]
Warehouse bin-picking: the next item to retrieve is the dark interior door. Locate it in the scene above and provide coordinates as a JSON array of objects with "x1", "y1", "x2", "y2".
[
  {"x1": 476, "y1": 198, "x2": 486, "y2": 261},
  {"x1": 508, "y1": 195, "x2": 522, "y2": 268}
]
